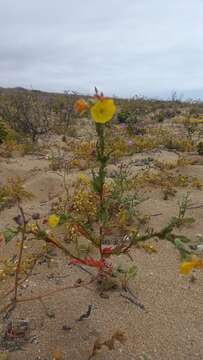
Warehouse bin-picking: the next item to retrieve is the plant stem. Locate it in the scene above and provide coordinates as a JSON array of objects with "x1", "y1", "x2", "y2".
[
  {"x1": 96, "y1": 124, "x2": 106, "y2": 257},
  {"x1": 14, "y1": 201, "x2": 27, "y2": 303}
]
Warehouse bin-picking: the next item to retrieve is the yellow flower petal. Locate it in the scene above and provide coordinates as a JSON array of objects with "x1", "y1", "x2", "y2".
[
  {"x1": 78, "y1": 173, "x2": 89, "y2": 184},
  {"x1": 90, "y1": 99, "x2": 116, "y2": 124},
  {"x1": 179, "y1": 261, "x2": 195, "y2": 275},
  {"x1": 48, "y1": 214, "x2": 60, "y2": 228}
]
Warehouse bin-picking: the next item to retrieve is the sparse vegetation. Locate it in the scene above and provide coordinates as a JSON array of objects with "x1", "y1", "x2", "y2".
[{"x1": 0, "y1": 87, "x2": 203, "y2": 359}]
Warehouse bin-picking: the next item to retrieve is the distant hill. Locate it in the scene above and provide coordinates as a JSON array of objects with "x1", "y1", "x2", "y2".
[{"x1": 0, "y1": 86, "x2": 68, "y2": 97}]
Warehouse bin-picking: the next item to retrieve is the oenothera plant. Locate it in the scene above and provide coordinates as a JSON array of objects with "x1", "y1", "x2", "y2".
[
  {"x1": 46, "y1": 91, "x2": 140, "y2": 284},
  {"x1": 71, "y1": 90, "x2": 118, "y2": 274}
]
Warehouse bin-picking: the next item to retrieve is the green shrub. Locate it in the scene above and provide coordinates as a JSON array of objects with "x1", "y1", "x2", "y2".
[
  {"x1": 0, "y1": 122, "x2": 8, "y2": 144},
  {"x1": 117, "y1": 110, "x2": 132, "y2": 123}
]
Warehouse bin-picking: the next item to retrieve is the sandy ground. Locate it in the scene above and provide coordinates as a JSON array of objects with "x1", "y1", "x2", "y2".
[{"x1": 0, "y1": 125, "x2": 203, "y2": 360}]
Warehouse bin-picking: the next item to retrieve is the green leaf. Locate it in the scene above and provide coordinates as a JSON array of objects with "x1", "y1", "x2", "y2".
[
  {"x1": 175, "y1": 235, "x2": 191, "y2": 243},
  {"x1": 174, "y1": 238, "x2": 184, "y2": 249},
  {"x1": 174, "y1": 238, "x2": 191, "y2": 260},
  {"x1": 59, "y1": 213, "x2": 70, "y2": 224},
  {"x1": 36, "y1": 229, "x2": 47, "y2": 240},
  {"x1": 127, "y1": 265, "x2": 137, "y2": 279},
  {"x1": 140, "y1": 353, "x2": 150, "y2": 360},
  {"x1": 3, "y1": 228, "x2": 18, "y2": 243},
  {"x1": 78, "y1": 243, "x2": 90, "y2": 254},
  {"x1": 115, "y1": 264, "x2": 126, "y2": 274}
]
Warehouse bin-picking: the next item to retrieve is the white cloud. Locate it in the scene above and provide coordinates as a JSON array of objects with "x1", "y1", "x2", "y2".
[{"x1": 0, "y1": 0, "x2": 203, "y2": 98}]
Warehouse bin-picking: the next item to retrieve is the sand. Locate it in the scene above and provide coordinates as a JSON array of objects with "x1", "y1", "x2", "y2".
[{"x1": 0, "y1": 124, "x2": 203, "y2": 360}]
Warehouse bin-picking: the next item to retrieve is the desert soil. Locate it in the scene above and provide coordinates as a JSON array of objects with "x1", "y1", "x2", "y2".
[{"x1": 0, "y1": 120, "x2": 203, "y2": 360}]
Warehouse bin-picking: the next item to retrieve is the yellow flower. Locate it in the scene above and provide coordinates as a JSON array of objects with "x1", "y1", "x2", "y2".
[
  {"x1": 179, "y1": 261, "x2": 195, "y2": 275},
  {"x1": 90, "y1": 99, "x2": 116, "y2": 124},
  {"x1": 48, "y1": 214, "x2": 60, "y2": 228},
  {"x1": 78, "y1": 173, "x2": 89, "y2": 184},
  {"x1": 179, "y1": 257, "x2": 203, "y2": 275}
]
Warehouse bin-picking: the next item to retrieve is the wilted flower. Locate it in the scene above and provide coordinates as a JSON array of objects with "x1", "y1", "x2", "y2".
[
  {"x1": 74, "y1": 99, "x2": 89, "y2": 113},
  {"x1": 92, "y1": 87, "x2": 105, "y2": 101},
  {"x1": 13, "y1": 215, "x2": 23, "y2": 226},
  {"x1": 32, "y1": 213, "x2": 40, "y2": 220}
]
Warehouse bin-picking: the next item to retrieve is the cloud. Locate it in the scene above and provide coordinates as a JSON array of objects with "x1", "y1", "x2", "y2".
[{"x1": 0, "y1": 0, "x2": 203, "y2": 98}]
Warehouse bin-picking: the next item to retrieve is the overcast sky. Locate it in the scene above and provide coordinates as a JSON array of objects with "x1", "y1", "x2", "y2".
[{"x1": 0, "y1": 0, "x2": 203, "y2": 99}]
